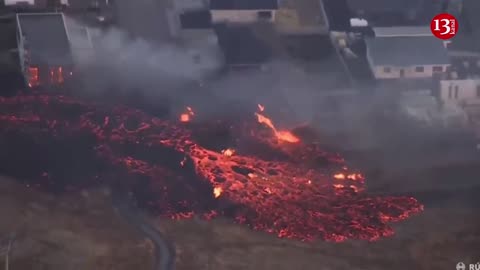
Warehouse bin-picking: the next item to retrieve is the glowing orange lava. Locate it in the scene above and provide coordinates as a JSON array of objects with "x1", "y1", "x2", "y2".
[
  {"x1": 221, "y1": 148, "x2": 235, "y2": 157},
  {"x1": 0, "y1": 93, "x2": 424, "y2": 242},
  {"x1": 213, "y1": 186, "x2": 223, "y2": 198},
  {"x1": 255, "y1": 105, "x2": 300, "y2": 143},
  {"x1": 180, "y1": 106, "x2": 194, "y2": 122}
]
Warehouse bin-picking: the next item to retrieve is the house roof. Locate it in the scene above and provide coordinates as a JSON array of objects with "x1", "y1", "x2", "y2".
[
  {"x1": 180, "y1": 10, "x2": 212, "y2": 29},
  {"x1": 214, "y1": 24, "x2": 271, "y2": 65},
  {"x1": 210, "y1": 0, "x2": 278, "y2": 10},
  {"x1": 273, "y1": 0, "x2": 329, "y2": 34},
  {"x1": 346, "y1": 0, "x2": 422, "y2": 12},
  {"x1": 373, "y1": 26, "x2": 431, "y2": 37},
  {"x1": 448, "y1": 0, "x2": 480, "y2": 53},
  {"x1": 17, "y1": 13, "x2": 73, "y2": 66},
  {"x1": 366, "y1": 36, "x2": 449, "y2": 66}
]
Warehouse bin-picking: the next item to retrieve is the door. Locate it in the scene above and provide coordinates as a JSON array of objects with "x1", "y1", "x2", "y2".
[{"x1": 399, "y1": 69, "x2": 405, "y2": 78}]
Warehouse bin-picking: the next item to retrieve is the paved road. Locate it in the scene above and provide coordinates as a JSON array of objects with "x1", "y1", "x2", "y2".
[
  {"x1": 111, "y1": 188, "x2": 176, "y2": 270},
  {"x1": 112, "y1": 0, "x2": 174, "y2": 42}
]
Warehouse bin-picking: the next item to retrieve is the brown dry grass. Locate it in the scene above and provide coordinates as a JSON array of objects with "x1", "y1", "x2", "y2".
[
  {"x1": 0, "y1": 177, "x2": 152, "y2": 270},
  {"x1": 160, "y1": 205, "x2": 480, "y2": 270},
  {"x1": 1, "y1": 176, "x2": 478, "y2": 270}
]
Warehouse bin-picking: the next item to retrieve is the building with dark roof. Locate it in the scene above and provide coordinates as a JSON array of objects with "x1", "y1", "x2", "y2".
[
  {"x1": 16, "y1": 13, "x2": 73, "y2": 87},
  {"x1": 210, "y1": 0, "x2": 278, "y2": 25},
  {"x1": 210, "y1": 0, "x2": 278, "y2": 10},
  {"x1": 448, "y1": 0, "x2": 480, "y2": 56},
  {"x1": 366, "y1": 27, "x2": 450, "y2": 80},
  {"x1": 214, "y1": 24, "x2": 271, "y2": 67},
  {"x1": 180, "y1": 10, "x2": 211, "y2": 29}
]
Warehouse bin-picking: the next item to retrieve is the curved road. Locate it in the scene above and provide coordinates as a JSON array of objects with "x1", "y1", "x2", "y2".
[{"x1": 111, "y1": 188, "x2": 176, "y2": 270}]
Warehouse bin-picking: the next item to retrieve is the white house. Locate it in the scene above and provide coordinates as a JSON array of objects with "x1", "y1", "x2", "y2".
[
  {"x1": 210, "y1": 0, "x2": 278, "y2": 24},
  {"x1": 439, "y1": 78, "x2": 480, "y2": 107},
  {"x1": 366, "y1": 27, "x2": 450, "y2": 80}
]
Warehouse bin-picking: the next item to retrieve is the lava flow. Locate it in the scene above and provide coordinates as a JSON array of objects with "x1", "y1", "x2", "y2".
[{"x1": 0, "y1": 93, "x2": 423, "y2": 242}]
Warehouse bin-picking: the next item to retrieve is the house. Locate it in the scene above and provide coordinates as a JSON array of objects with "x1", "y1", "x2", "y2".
[
  {"x1": 213, "y1": 24, "x2": 272, "y2": 67},
  {"x1": 63, "y1": 16, "x2": 94, "y2": 66},
  {"x1": 438, "y1": 78, "x2": 480, "y2": 134},
  {"x1": 210, "y1": 0, "x2": 278, "y2": 25},
  {"x1": 273, "y1": 0, "x2": 329, "y2": 35},
  {"x1": 366, "y1": 27, "x2": 450, "y2": 81},
  {"x1": 447, "y1": 0, "x2": 480, "y2": 76},
  {"x1": 16, "y1": 13, "x2": 74, "y2": 87},
  {"x1": 439, "y1": 78, "x2": 480, "y2": 107},
  {"x1": 345, "y1": 0, "x2": 445, "y2": 26}
]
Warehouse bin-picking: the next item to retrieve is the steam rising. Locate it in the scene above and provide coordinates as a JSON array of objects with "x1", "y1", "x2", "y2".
[
  {"x1": 68, "y1": 19, "x2": 479, "y2": 198},
  {"x1": 76, "y1": 26, "x2": 223, "y2": 96}
]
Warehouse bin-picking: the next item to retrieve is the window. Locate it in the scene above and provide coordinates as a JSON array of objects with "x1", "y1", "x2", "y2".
[
  {"x1": 27, "y1": 66, "x2": 39, "y2": 88},
  {"x1": 454, "y1": 85, "x2": 459, "y2": 99},
  {"x1": 383, "y1": 67, "x2": 391, "y2": 73},
  {"x1": 257, "y1": 11, "x2": 272, "y2": 20},
  {"x1": 415, "y1": 66, "x2": 424, "y2": 72},
  {"x1": 49, "y1": 66, "x2": 64, "y2": 84},
  {"x1": 433, "y1": 66, "x2": 443, "y2": 72},
  {"x1": 477, "y1": 85, "x2": 480, "y2": 98},
  {"x1": 448, "y1": 85, "x2": 453, "y2": 99}
]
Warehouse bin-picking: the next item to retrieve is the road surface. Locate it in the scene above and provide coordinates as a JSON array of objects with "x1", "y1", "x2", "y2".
[{"x1": 111, "y1": 188, "x2": 176, "y2": 270}]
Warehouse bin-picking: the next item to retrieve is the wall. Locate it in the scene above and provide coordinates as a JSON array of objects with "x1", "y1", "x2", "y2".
[
  {"x1": 15, "y1": 16, "x2": 28, "y2": 86},
  {"x1": 371, "y1": 64, "x2": 449, "y2": 79},
  {"x1": 211, "y1": 10, "x2": 276, "y2": 24},
  {"x1": 439, "y1": 79, "x2": 480, "y2": 106}
]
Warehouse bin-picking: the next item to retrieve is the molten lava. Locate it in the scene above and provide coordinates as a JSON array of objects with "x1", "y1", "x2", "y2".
[
  {"x1": 213, "y1": 186, "x2": 223, "y2": 198},
  {"x1": 180, "y1": 106, "x2": 194, "y2": 122},
  {"x1": 255, "y1": 105, "x2": 300, "y2": 143},
  {"x1": 0, "y1": 93, "x2": 423, "y2": 242},
  {"x1": 221, "y1": 148, "x2": 235, "y2": 157}
]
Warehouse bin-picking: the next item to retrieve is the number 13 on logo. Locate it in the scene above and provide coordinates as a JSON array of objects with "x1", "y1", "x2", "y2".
[{"x1": 430, "y1": 13, "x2": 458, "y2": 40}]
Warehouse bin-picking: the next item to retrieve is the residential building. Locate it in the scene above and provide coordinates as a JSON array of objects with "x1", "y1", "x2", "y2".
[
  {"x1": 213, "y1": 24, "x2": 271, "y2": 67},
  {"x1": 373, "y1": 26, "x2": 431, "y2": 37},
  {"x1": 16, "y1": 13, "x2": 74, "y2": 87},
  {"x1": 438, "y1": 77, "x2": 480, "y2": 135},
  {"x1": 345, "y1": 0, "x2": 446, "y2": 26},
  {"x1": 63, "y1": 16, "x2": 94, "y2": 66},
  {"x1": 447, "y1": 0, "x2": 480, "y2": 78},
  {"x1": 366, "y1": 27, "x2": 450, "y2": 80},
  {"x1": 165, "y1": 0, "x2": 210, "y2": 37},
  {"x1": 439, "y1": 78, "x2": 480, "y2": 107},
  {"x1": 210, "y1": 0, "x2": 278, "y2": 25},
  {"x1": 273, "y1": 0, "x2": 329, "y2": 35}
]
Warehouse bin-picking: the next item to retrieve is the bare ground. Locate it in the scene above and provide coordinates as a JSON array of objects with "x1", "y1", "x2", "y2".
[{"x1": 1, "y1": 176, "x2": 479, "y2": 270}]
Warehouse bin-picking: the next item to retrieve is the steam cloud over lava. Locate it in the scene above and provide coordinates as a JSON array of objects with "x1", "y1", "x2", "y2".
[{"x1": 0, "y1": 93, "x2": 423, "y2": 242}]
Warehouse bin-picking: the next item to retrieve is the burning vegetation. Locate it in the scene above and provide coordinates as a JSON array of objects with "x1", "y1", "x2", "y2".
[{"x1": 0, "y1": 93, "x2": 423, "y2": 242}]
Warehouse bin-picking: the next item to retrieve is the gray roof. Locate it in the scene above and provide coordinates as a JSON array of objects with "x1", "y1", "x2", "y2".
[
  {"x1": 448, "y1": 0, "x2": 480, "y2": 53},
  {"x1": 366, "y1": 36, "x2": 449, "y2": 67},
  {"x1": 17, "y1": 13, "x2": 73, "y2": 66},
  {"x1": 346, "y1": 0, "x2": 422, "y2": 12},
  {"x1": 210, "y1": 0, "x2": 278, "y2": 10},
  {"x1": 373, "y1": 26, "x2": 431, "y2": 37}
]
